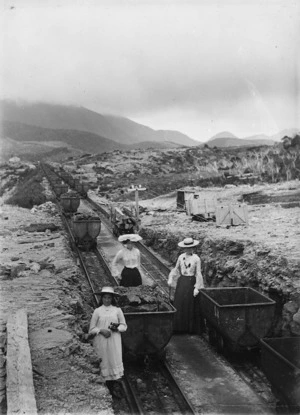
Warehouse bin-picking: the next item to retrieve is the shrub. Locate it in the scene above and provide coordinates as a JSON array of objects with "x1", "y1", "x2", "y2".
[{"x1": 6, "y1": 167, "x2": 46, "y2": 209}]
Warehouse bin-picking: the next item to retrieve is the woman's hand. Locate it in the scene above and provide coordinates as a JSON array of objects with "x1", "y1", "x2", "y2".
[
  {"x1": 100, "y1": 329, "x2": 111, "y2": 338},
  {"x1": 193, "y1": 288, "x2": 199, "y2": 297},
  {"x1": 167, "y1": 277, "x2": 173, "y2": 287}
]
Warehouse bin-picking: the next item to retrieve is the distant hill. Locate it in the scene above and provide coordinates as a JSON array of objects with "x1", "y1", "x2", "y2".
[
  {"x1": 205, "y1": 131, "x2": 275, "y2": 148},
  {"x1": 0, "y1": 136, "x2": 81, "y2": 162},
  {"x1": 205, "y1": 129, "x2": 299, "y2": 148},
  {"x1": 1, "y1": 120, "x2": 126, "y2": 153},
  {"x1": 206, "y1": 136, "x2": 275, "y2": 148},
  {"x1": 128, "y1": 140, "x2": 181, "y2": 150},
  {"x1": 208, "y1": 131, "x2": 238, "y2": 141},
  {"x1": 0, "y1": 100, "x2": 198, "y2": 146},
  {"x1": 1, "y1": 120, "x2": 182, "y2": 160}
]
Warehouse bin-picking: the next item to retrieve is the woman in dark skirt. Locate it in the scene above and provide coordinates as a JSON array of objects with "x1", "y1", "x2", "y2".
[
  {"x1": 168, "y1": 237, "x2": 204, "y2": 334},
  {"x1": 111, "y1": 234, "x2": 143, "y2": 287}
]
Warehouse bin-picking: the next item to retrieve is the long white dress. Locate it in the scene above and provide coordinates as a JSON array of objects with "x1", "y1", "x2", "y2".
[{"x1": 89, "y1": 305, "x2": 127, "y2": 381}]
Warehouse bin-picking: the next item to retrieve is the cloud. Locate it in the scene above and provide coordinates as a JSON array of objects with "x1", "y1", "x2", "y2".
[{"x1": 1, "y1": 0, "x2": 299, "y2": 138}]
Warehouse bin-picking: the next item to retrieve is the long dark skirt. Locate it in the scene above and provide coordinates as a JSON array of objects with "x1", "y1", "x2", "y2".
[
  {"x1": 120, "y1": 267, "x2": 142, "y2": 287},
  {"x1": 173, "y1": 275, "x2": 204, "y2": 334},
  {"x1": 173, "y1": 275, "x2": 196, "y2": 333}
]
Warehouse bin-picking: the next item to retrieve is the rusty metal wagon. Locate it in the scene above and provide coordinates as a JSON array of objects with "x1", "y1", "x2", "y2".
[
  {"x1": 72, "y1": 214, "x2": 101, "y2": 250},
  {"x1": 53, "y1": 184, "x2": 68, "y2": 198},
  {"x1": 60, "y1": 192, "x2": 81, "y2": 214},
  {"x1": 81, "y1": 182, "x2": 89, "y2": 197},
  {"x1": 260, "y1": 337, "x2": 300, "y2": 411},
  {"x1": 122, "y1": 303, "x2": 176, "y2": 359},
  {"x1": 199, "y1": 287, "x2": 276, "y2": 352}
]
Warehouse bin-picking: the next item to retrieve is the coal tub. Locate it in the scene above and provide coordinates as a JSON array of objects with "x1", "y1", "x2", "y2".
[
  {"x1": 260, "y1": 337, "x2": 300, "y2": 411},
  {"x1": 199, "y1": 287, "x2": 275, "y2": 352}
]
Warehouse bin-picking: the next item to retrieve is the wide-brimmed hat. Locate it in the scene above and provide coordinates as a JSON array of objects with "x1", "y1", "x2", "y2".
[
  {"x1": 118, "y1": 234, "x2": 142, "y2": 243},
  {"x1": 95, "y1": 286, "x2": 119, "y2": 296},
  {"x1": 178, "y1": 237, "x2": 199, "y2": 248}
]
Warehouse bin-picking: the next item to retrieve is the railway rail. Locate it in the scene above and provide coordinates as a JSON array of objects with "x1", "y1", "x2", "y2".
[
  {"x1": 41, "y1": 165, "x2": 196, "y2": 413},
  {"x1": 41, "y1": 164, "x2": 280, "y2": 412}
]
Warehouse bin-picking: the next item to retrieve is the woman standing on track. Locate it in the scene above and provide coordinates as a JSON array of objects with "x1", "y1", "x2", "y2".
[
  {"x1": 167, "y1": 237, "x2": 204, "y2": 334},
  {"x1": 111, "y1": 234, "x2": 143, "y2": 287},
  {"x1": 89, "y1": 286, "x2": 127, "y2": 398}
]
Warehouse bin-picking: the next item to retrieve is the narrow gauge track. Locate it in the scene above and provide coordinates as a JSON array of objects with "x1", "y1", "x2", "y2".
[
  {"x1": 42, "y1": 165, "x2": 277, "y2": 411},
  {"x1": 41, "y1": 169, "x2": 196, "y2": 414},
  {"x1": 85, "y1": 196, "x2": 171, "y2": 293}
]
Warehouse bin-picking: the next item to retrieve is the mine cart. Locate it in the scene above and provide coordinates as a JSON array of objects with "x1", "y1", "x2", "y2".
[
  {"x1": 111, "y1": 206, "x2": 136, "y2": 237},
  {"x1": 114, "y1": 286, "x2": 176, "y2": 359},
  {"x1": 53, "y1": 184, "x2": 68, "y2": 198},
  {"x1": 60, "y1": 191, "x2": 81, "y2": 214},
  {"x1": 73, "y1": 179, "x2": 80, "y2": 189},
  {"x1": 67, "y1": 178, "x2": 75, "y2": 187},
  {"x1": 199, "y1": 287, "x2": 275, "y2": 352},
  {"x1": 260, "y1": 337, "x2": 300, "y2": 411},
  {"x1": 81, "y1": 182, "x2": 89, "y2": 197},
  {"x1": 72, "y1": 213, "x2": 101, "y2": 250}
]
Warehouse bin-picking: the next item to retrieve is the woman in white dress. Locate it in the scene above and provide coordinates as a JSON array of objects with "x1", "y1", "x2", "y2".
[
  {"x1": 111, "y1": 234, "x2": 143, "y2": 287},
  {"x1": 168, "y1": 237, "x2": 205, "y2": 334},
  {"x1": 89, "y1": 286, "x2": 127, "y2": 397}
]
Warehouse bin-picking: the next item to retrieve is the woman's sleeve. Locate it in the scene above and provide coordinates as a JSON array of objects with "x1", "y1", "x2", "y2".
[
  {"x1": 111, "y1": 250, "x2": 123, "y2": 277},
  {"x1": 137, "y1": 249, "x2": 142, "y2": 273},
  {"x1": 117, "y1": 308, "x2": 127, "y2": 333},
  {"x1": 89, "y1": 309, "x2": 100, "y2": 335},
  {"x1": 194, "y1": 256, "x2": 204, "y2": 290},
  {"x1": 168, "y1": 256, "x2": 181, "y2": 286}
]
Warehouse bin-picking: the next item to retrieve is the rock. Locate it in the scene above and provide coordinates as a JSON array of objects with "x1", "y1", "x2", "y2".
[
  {"x1": 292, "y1": 310, "x2": 300, "y2": 324},
  {"x1": 10, "y1": 256, "x2": 20, "y2": 261},
  {"x1": 283, "y1": 301, "x2": 298, "y2": 314},
  {"x1": 10, "y1": 264, "x2": 27, "y2": 279},
  {"x1": 30, "y1": 327, "x2": 73, "y2": 350},
  {"x1": 23, "y1": 223, "x2": 60, "y2": 233},
  {"x1": 30, "y1": 263, "x2": 41, "y2": 273}
]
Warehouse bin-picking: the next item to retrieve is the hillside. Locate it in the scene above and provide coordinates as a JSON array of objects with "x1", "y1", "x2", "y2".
[
  {"x1": 207, "y1": 136, "x2": 275, "y2": 148},
  {"x1": 205, "y1": 130, "x2": 300, "y2": 148},
  {"x1": 0, "y1": 100, "x2": 198, "y2": 146},
  {"x1": 1, "y1": 120, "x2": 126, "y2": 154},
  {"x1": 208, "y1": 131, "x2": 238, "y2": 141}
]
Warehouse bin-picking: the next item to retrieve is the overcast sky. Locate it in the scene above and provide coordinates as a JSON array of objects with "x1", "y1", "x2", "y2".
[{"x1": 1, "y1": 0, "x2": 300, "y2": 141}]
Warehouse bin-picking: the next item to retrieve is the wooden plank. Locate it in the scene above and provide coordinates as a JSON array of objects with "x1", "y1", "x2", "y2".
[
  {"x1": 6, "y1": 309, "x2": 38, "y2": 415},
  {"x1": 232, "y1": 204, "x2": 249, "y2": 226},
  {"x1": 216, "y1": 205, "x2": 231, "y2": 226},
  {"x1": 216, "y1": 204, "x2": 248, "y2": 226}
]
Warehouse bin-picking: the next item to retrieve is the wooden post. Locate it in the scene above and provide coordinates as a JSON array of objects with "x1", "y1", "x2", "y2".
[
  {"x1": 128, "y1": 184, "x2": 146, "y2": 231},
  {"x1": 6, "y1": 309, "x2": 38, "y2": 415}
]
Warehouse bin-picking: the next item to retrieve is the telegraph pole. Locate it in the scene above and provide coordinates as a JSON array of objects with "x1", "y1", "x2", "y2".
[{"x1": 128, "y1": 184, "x2": 146, "y2": 231}]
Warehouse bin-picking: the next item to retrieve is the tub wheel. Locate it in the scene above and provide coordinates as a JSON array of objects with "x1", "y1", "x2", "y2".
[
  {"x1": 208, "y1": 327, "x2": 218, "y2": 347},
  {"x1": 216, "y1": 333, "x2": 225, "y2": 353}
]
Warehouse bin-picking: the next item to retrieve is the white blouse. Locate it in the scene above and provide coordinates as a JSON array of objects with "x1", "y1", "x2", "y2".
[
  {"x1": 168, "y1": 253, "x2": 204, "y2": 290},
  {"x1": 111, "y1": 247, "x2": 141, "y2": 277}
]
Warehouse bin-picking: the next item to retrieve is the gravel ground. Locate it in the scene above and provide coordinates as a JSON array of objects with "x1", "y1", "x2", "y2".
[
  {"x1": 139, "y1": 180, "x2": 300, "y2": 267},
  {"x1": 0, "y1": 200, "x2": 113, "y2": 414}
]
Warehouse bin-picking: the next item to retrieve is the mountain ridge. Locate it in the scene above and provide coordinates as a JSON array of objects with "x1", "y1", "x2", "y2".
[{"x1": 0, "y1": 100, "x2": 199, "y2": 147}]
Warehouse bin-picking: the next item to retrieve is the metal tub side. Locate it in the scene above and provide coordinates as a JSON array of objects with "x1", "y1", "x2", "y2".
[
  {"x1": 199, "y1": 287, "x2": 275, "y2": 349},
  {"x1": 260, "y1": 337, "x2": 300, "y2": 410},
  {"x1": 87, "y1": 220, "x2": 101, "y2": 239},
  {"x1": 72, "y1": 220, "x2": 88, "y2": 239},
  {"x1": 122, "y1": 304, "x2": 176, "y2": 357}
]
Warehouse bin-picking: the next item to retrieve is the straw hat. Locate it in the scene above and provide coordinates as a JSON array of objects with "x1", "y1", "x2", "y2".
[
  {"x1": 178, "y1": 237, "x2": 199, "y2": 248},
  {"x1": 95, "y1": 286, "x2": 119, "y2": 296},
  {"x1": 118, "y1": 234, "x2": 142, "y2": 243}
]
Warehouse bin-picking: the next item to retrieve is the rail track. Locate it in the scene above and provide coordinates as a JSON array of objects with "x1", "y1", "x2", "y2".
[
  {"x1": 41, "y1": 165, "x2": 196, "y2": 414},
  {"x1": 86, "y1": 195, "x2": 171, "y2": 293},
  {"x1": 41, "y1": 164, "x2": 278, "y2": 412}
]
